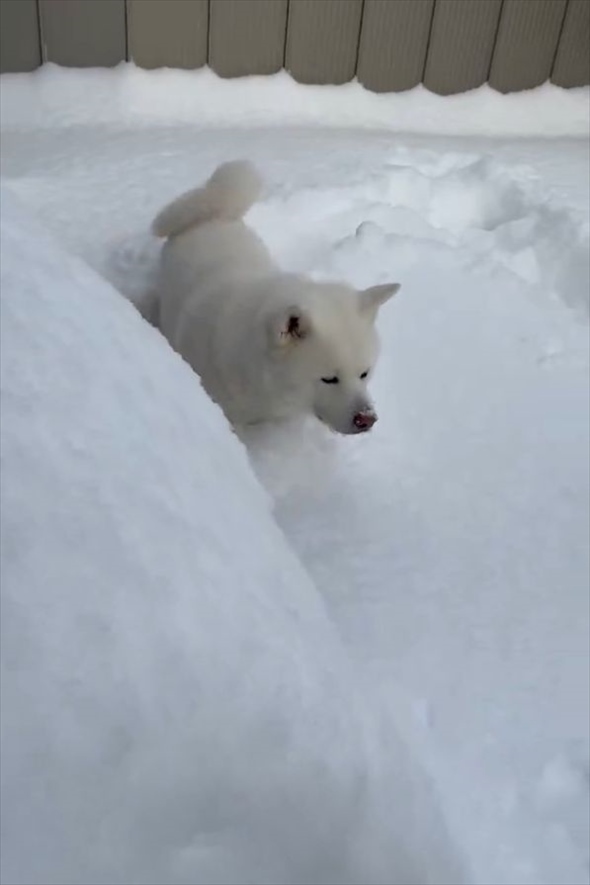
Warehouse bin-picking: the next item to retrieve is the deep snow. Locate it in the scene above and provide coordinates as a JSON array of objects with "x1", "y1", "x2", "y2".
[
  {"x1": 0, "y1": 189, "x2": 464, "y2": 885},
  {"x1": 1, "y1": 65, "x2": 589, "y2": 885}
]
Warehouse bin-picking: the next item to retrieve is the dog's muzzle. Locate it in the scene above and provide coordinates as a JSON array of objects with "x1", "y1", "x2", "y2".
[{"x1": 353, "y1": 410, "x2": 377, "y2": 432}]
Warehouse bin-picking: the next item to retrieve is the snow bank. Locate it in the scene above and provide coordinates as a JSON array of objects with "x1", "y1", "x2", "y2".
[
  {"x1": 242, "y1": 158, "x2": 590, "y2": 884},
  {"x1": 1, "y1": 63, "x2": 588, "y2": 137},
  {"x1": 0, "y1": 191, "x2": 464, "y2": 885}
]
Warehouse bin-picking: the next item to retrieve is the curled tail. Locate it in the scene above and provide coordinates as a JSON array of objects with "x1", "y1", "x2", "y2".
[{"x1": 151, "y1": 160, "x2": 263, "y2": 239}]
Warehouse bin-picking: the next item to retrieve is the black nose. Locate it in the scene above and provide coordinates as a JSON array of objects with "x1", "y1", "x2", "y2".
[{"x1": 353, "y1": 411, "x2": 377, "y2": 431}]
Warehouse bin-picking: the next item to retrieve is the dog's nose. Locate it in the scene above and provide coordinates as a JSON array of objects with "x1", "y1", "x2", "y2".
[{"x1": 353, "y1": 411, "x2": 377, "y2": 431}]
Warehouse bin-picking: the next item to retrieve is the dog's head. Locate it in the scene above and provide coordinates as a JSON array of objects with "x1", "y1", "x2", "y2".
[{"x1": 269, "y1": 279, "x2": 400, "y2": 435}]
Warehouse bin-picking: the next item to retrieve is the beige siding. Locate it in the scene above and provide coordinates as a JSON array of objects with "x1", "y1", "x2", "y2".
[
  {"x1": 424, "y1": 0, "x2": 503, "y2": 95},
  {"x1": 489, "y1": 0, "x2": 568, "y2": 93},
  {"x1": 209, "y1": 0, "x2": 288, "y2": 78},
  {"x1": 357, "y1": 0, "x2": 435, "y2": 93},
  {"x1": 286, "y1": 0, "x2": 363, "y2": 85},
  {"x1": 127, "y1": 0, "x2": 208, "y2": 70},
  {"x1": 0, "y1": 0, "x2": 40, "y2": 73},
  {"x1": 39, "y1": 0, "x2": 126, "y2": 68},
  {"x1": 552, "y1": 0, "x2": 590, "y2": 87}
]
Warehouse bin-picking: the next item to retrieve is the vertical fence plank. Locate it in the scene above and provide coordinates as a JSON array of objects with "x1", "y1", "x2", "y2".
[
  {"x1": 489, "y1": 0, "x2": 568, "y2": 92},
  {"x1": 39, "y1": 0, "x2": 126, "y2": 67},
  {"x1": 357, "y1": 0, "x2": 434, "y2": 93},
  {"x1": 127, "y1": 0, "x2": 208, "y2": 70},
  {"x1": 0, "y1": 0, "x2": 40, "y2": 72},
  {"x1": 3, "y1": 0, "x2": 585, "y2": 89},
  {"x1": 209, "y1": 0, "x2": 288, "y2": 77},
  {"x1": 423, "y1": 0, "x2": 502, "y2": 95},
  {"x1": 286, "y1": 0, "x2": 363, "y2": 85},
  {"x1": 552, "y1": 0, "x2": 590, "y2": 87}
]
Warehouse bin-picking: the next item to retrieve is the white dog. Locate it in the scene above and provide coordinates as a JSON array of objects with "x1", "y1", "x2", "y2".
[{"x1": 152, "y1": 161, "x2": 400, "y2": 435}]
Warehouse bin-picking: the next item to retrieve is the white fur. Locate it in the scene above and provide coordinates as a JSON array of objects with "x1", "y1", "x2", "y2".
[{"x1": 152, "y1": 160, "x2": 400, "y2": 435}]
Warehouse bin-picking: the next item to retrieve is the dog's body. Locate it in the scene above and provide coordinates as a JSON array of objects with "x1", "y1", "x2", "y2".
[{"x1": 152, "y1": 161, "x2": 399, "y2": 435}]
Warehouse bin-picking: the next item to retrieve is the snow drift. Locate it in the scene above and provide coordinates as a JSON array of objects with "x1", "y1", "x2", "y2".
[
  {"x1": 1, "y1": 64, "x2": 588, "y2": 137},
  {"x1": 0, "y1": 191, "x2": 463, "y2": 885}
]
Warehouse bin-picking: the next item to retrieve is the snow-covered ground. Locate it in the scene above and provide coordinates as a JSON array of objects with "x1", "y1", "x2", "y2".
[
  {"x1": 2, "y1": 188, "x2": 466, "y2": 885},
  {"x1": 1, "y1": 65, "x2": 589, "y2": 885}
]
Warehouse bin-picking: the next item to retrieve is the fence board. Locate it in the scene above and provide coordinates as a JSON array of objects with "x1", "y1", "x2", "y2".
[
  {"x1": 424, "y1": 0, "x2": 502, "y2": 95},
  {"x1": 357, "y1": 0, "x2": 434, "y2": 93},
  {"x1": 2, "y1": 0, "x2": 587, "y2": 92},
  {"x1": 127, "y1": 0, "x2": 208, "y2": 70},
  {"x1": 489, "y1": 0, "x2": 568, "y2": 92},
  {"x1": 209, "y1": 0, "x2": 287, "y2": 78},
  {"x1": 286, "y1": 0, "x2": 363, "y2": 85},
  {"x1": 39, "y1": 0, "x2": 126, "y2": 67},
  {"x1": 0, "y1": 0, "x2": 40, "y2": 73},
  {"x1": 552, "y1": 0, "x2": 590, "y2": 87}
]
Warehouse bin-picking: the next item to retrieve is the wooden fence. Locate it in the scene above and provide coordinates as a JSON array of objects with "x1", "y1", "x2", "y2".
[{"x1": 1, "y1": 0, "x2": 589, "y2": 93}]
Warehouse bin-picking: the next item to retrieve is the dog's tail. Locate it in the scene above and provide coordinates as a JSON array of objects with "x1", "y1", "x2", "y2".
[{"x1": 151, "y1": 160, "x2": 263, "y2": 239}]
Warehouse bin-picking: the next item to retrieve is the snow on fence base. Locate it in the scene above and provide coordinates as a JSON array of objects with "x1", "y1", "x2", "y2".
[{"x1": 1, "y1": 64, "x2": 589, "y2": 137}]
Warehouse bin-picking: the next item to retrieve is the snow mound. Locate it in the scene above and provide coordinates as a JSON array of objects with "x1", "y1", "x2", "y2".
[
  {"x1": 0, "y1": 192, "x2": 464, "y2": 885},
  {"x1": 1, "y1": 64, "x2": 588, "y2": 137},
  {"x1": 254, "y1": 150, "x2": 590, "y2": 316}
]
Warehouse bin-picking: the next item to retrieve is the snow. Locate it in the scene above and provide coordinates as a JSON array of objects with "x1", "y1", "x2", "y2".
[
  {"x1": 0, "y1": 189, "x2": 464, "y2": 885},
  {"x1": 1, "y1": 65, "x2": 589, "y2": 885},
  {"x1": 0, "y1": 64, "x2": 589, "y2": 137}
]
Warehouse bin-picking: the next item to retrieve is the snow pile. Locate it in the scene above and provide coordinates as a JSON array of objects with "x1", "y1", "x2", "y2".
[
  {"x1": 251, "y1": 148, "x2": 590, "y2": 317},
  {"x1": 0, "y1": 63, "x2": 588, "y2": 137},
  {"x1": 244, "y1": 158, "x2": 590, "y2": 883},
  {"x1": 246, "y1": 232, "x2": 590, "y2": 884},
  {"x1": 241, "y1": 142, "x2": 590, "y2": 885},
  {"x1": 0, "y1": 191, "x2": 463, "y2": 885}
]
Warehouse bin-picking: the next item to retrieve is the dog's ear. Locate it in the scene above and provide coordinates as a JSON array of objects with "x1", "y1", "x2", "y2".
[
  {"x1": 359, "y1": 283, "x2": 400, "y2": 319},
  {"x1": 271, "y1": 307, "x2": 312, "y2": 346}
]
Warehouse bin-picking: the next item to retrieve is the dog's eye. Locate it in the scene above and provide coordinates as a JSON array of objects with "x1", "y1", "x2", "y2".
[
  {"x1": 321, "y1": 376, "x2": 340, "y2": 385},
  {"x1": 360, "y1": 370, "x2": 369, "y2": 379}
]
